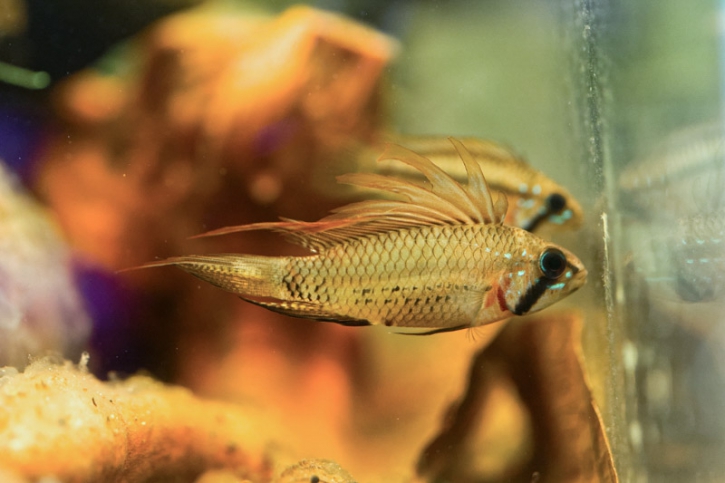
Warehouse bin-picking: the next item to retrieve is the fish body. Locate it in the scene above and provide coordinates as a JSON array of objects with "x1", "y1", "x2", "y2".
[
  {"x1": 388, "y1": 135, "x2": 583, "y2": 231},
  {"x1": 669, "y1": 210, "x2": 725, "y2": 303},
  {"x1": 319, "y1": 134, "x2": 583, "y2": 232},
  {"x1": 619, "y1": 123, "x2": 725, "y2": 303},
  {"x1": 157, "y1": 223, "x2": 582, "y2": 329},
  {"x1": 619, "y1": 123, "x2": 725, "y2": 193},
  {"x1": 140, "y1": 139, "x2": 586, "y2": 332},
  {"x1": 619, "y1": 122, "x2": 725, "y2": 218}
]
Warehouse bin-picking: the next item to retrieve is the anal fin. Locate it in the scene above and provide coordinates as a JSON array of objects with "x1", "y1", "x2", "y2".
[
  {"x1": 240, "y1": 296, "x2": 371, "y2": 327},
  {"x1": 394, "y1": 324, "x2": 470, "y2": 336}
]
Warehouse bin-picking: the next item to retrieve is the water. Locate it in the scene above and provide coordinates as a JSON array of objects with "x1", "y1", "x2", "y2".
[
  {"x1": 2, "y1": 0, "x2": 724, "y2": 480},
  {"x1": 564, "y1": 1, "x2": 725, "y2": 481},
  {"x1": 394, "y1": 0, "x2": 725, "y2": 480}
]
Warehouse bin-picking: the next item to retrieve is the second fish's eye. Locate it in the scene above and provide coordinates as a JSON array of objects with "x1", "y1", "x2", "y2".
[
  {"x1": 546, "y1": 193, "x2": 567, "y2": 213},
  {"x1": 539, "y1": 248, "x2": 567, "y2": 280}
]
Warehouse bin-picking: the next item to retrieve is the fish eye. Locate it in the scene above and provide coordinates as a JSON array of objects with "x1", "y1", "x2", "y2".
[
  {"x1": 539, "y1": 248, "x2": 567, "y2": 280},
  {"x1": 546, "y1": 193, "x2": 567, "y2": 213}
]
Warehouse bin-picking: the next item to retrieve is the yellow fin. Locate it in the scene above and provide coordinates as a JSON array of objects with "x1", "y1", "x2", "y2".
[
  {"x1": 374, "y1": 142, "x2": 489, "y2": 222},
  {"x1": 192, "y1": 139, "x2": 508, "y2": 252},
  {"x1": 448, "y1": 138, "x2": 508, "y2": 223},
  {"x1": 241, "y1": 297, "x2": 371, "y2": 326},
  {"x1": 394, "y1": 325, "x2": 470, "y2": 336}
]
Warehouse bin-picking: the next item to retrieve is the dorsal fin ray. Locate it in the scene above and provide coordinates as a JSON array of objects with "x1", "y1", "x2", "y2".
[
  {"x1": 449, "y1": 137, "x2": 496, "y2": 221},
  {"x1": 333, "y1": 173, "x2": 475, "y2": 224},
  {"x1": 375, "y1": 143, "x2": 484, "y2": 224},
  {"x1": 493, "y1": 192, "x2": 508, "y2": 224},
  {"x1": 192, "y1": 138, "x2": 508, "y2": 252}
]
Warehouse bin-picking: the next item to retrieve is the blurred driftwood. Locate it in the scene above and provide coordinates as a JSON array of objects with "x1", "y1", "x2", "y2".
[{"x1": 418, "y1": 312, "x2": 617, "y2": 483}]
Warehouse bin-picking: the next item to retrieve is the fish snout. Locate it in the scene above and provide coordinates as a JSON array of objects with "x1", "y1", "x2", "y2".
[{"x1": 559, "y1": 246, "x2": 588, "y2": 293}]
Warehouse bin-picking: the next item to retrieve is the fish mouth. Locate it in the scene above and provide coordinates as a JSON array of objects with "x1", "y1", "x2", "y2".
[
  {"x1": 562, "y1": 259, "x2": 588, "y2": 296},
  {"x1": 569, "y1": 259, "x2": 586, "y2": 277},
  {"x1": 569, "y1": 259, "x2": 588, "y2": 287}
]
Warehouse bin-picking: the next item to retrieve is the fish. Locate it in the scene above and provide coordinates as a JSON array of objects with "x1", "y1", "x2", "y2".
[
  {"x1": 619, "y1": 122, "x2": 725, "y2": 218},
  {"x1": 618, "y1": 123, "x2": 725, "y2": 303},
  {"x1": 134, "y1": 139, "x2": 587, "y2": 333},
  {"x1": 619, "y1": 123, "x2": 725, "y2": 193},
  {"x1": 313, "y1": 134, "x2": 584, "y2": 233},
  {"x1": 669, "y1": 210, "x2": 725, "y2": 303}
]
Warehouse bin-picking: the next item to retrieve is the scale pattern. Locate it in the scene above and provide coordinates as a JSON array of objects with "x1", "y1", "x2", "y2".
[{"x1": 278, "y1": 224, "x2": 522, "y2": 328}]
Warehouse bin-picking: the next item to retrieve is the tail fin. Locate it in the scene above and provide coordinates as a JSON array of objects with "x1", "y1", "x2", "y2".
[{"x1": 132, "y1": 254, "x2": 286, "y2": 299}]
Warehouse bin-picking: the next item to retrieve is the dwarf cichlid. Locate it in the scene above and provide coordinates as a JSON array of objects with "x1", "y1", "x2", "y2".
[
  {"x1": 315, "y1": 134, "x2": 584, "y2": 233},
  {"x1": 137, "y1": 139, "x2": 587, "y2": 333},
  {"x1": 668, "y1": 209, "x2": 725, "y2": 303},
  {"x1": 619, "y1": 122, "x2": 725, "y2": 218}
]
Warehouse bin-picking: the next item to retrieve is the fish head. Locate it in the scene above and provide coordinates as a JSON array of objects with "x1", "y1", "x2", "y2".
[
  {"x1": 508, "y1": 186, "x2": 584, "y2": 233},
  {"x1": 501, "y1": 239, "x2": 587, "y2": 316}
]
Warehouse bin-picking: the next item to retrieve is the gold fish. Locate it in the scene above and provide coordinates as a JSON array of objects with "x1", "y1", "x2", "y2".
[
  {"x1": 619, "y1": 122, "x2": 725, "y2": 217},
  {"x1": 137, "y1": 139, "x2": 587, "y2": 333},
  {"x1": 619, "y1": 123, "x2": 725, "y2": 193},
  {"x1": 316, "y1": 134, "x2": 584, "y2": 232},
  {"x1": 669, "y1": 209, "x2": 725, "y2": 303}
]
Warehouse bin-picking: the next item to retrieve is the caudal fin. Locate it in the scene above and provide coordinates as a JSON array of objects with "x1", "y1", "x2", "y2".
[{"x1": 128, "y1": 254, "x2": 285, "y2": 299}]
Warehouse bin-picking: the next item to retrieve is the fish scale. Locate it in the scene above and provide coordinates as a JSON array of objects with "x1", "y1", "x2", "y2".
[{"x1": 278, "y1": 224, "x2": 523, "y2": 328}]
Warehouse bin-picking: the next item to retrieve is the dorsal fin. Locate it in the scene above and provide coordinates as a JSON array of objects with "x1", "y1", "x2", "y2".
[{"x1": 194, "y1": 138, "x2": 508, "y2": 252}]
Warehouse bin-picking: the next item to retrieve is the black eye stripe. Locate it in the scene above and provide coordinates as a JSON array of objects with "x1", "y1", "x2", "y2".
[
  {"x1": 513, "y1": 276, "x2": 549, "y2": 315},
  {"x1": 522, "y1": 194, "x2": 568, "y2": 232},
  {"x1": 522, "y1": 212, "x2": 546, "y2": 232},
  {"x1": 512, "y1": 253, "x2": 575, "y2": 316}
]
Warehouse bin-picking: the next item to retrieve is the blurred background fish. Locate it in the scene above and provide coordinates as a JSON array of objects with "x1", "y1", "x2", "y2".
[
  {"x1": 619, "y1": 122, "x2": 725, "y2": 218},
  {"x1": 618, "y1": 120, "x2": 725, "y2": 479},
  {"x1": 313, "y1": 133, "x2": 583, "y2": 233},
  {"x1": 621, "y1": 122, "x2": 725, "y2": 305},
  {"x1": 669, "y1": 209, "x2": 725, "y2": 304}
]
